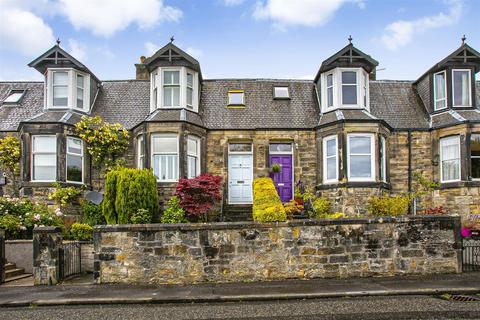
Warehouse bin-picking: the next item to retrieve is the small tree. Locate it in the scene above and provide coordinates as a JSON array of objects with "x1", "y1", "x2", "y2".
[
  {"x1": 75, "y1": 116, "x2": 130, "y2": 171},
  {"x1": 0, "y1": 135, "x2": 21, "y2": 196},
  {"x1": 175, "y1": 174, "x2": 222, "y2": 220},
  {"x1": 102, "y1": 167, "x2": 159, "y2": 224}
]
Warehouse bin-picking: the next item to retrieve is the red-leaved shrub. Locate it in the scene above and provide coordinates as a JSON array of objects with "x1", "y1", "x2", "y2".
[{"x1": 175, "y1": 174, "x2": 223, "y2": 218}]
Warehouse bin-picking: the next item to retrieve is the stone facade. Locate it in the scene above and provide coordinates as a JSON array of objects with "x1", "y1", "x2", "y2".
[
  {"x1": 94, "y1": 216, "x2": 461, "y2": 285},
  {"x1": 33, "y1": 227, "x2": 62, "y2": 285}
]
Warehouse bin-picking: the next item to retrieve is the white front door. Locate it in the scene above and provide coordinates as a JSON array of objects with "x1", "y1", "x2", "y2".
[{"x1": 228, "y1": 154, "x2": 253, "y2": 204}]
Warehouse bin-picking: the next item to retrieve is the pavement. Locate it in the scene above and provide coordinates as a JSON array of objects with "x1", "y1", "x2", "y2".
[{"x1": 0, "y1": 272, "x2": 479, "y2": 307}]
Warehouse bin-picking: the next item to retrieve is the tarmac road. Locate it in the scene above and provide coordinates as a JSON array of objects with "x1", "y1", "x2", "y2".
[{"x1": 1, "y1": 295, "x2": 480, "y2": 320}]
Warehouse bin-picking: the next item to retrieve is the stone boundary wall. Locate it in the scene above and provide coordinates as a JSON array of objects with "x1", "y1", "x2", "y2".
[
  {"x1": 94, "y1": 216, "x2": 462, "y2": 285},
  {"x1": 5, "y1": 240, "x2": 33, "y2": 273}
]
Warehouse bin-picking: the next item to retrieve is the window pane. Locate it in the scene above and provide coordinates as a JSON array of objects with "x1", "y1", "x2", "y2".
[
  {"x1": 228, "y1": 92, "x2": 244, "y2": 105},
  {"x1": 274, "y1": 87, "x2": 289, "y2": 98},
  {"x1": 471, "y1": 134, "x2": 480, "y2": 179},
  {"x1": 229, "y1": 143, "x2": 251, "y2": 152},
  {"x1": 152, "y1": 135, "x2": 177, "y2": 153},
  {"x1": 172, "y1": 87, "x2": 180, "y2": 106},
  {"x1": 53, "y1": 72, "x2": 68, "y2": 85},
  {"x1": 453, "y1": 70, "x2": 470, "y2": 106},
  {"x1": 326, "y1": 157, "x2": 337, "y2": 180},
  {"x1": 342, "y1": 72, "x2": 356, "y2": 84},
  {"x1": 435, "y1": 72, "x2": 446, "y2": 100},
  {"x1": 33, "y1": 136, "x2": 56, "y2": 153},
  {"x1": 342, "y1": 86, "x2": 357, "y2": 104},
  {"x1": 327, "y1": 87, "x2": 333, "y2": 107},
  {"x1": 442, "y1": 160, "x2": 459, "y2": 181},
  {"x1": 77, "y1": 74, "x2": 84, "y2": 88},
  {"x1": 188, "y1": 137, "x2": 198, "y2": 155},
  {"x1": 67, "y1": 154, "x2": 82, "y2": 182},
  {"x1": 164, "y1": 71, "x2": 180, "y2": 85},
  {"x1": 326, "y1": 138, "x2": 336, "y2": 157},
  {"x1": 67, "y1": 138, "x2": 82, "y2": 155},
  {"x1": 187, "y1": 87, "x2": 193, "y2": 106},
  {"x1": 4, "y1": 91, "x2": 24, "y2": 103},
  {"x1": 187, "y1": 73, "x2": 193, "y2": 87},
  {"x1": 188, "y1": 156, "x2": 197, "y2": 178},
  {"x1": 53, "y1": 86, "x2": 68, "y2": 106},
  {"x1": 349, "y1": 136, "x2": 371, "y2": 154},
  {"x1": 380, "y1": 137, "x2": 385, "y2": 181},
  {"x1": 33, "y1": 154, "x2": 56, "y2": 180},
  {"x1": 350, "y1": 155, "x2": 371, "y2": 178},
  {"x1": 269, "y1": 143, "x2": 292, "y2": 153},
  {"x1": 164, "y1": 87, "x2": 172, "y2": 106},
  {"x1": 77, "y1": 88, "x2": 84, "y2": 108},
  {"x1": 327, "y1": 74, "x2": 333, "y2": 86}
]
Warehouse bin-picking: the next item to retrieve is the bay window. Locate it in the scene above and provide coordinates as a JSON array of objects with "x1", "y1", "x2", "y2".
[
  {"x1": 163, "y1": 70, "x2": 180, "y2": 107},
  {"x1": 137, "y1": 135, "x2": 145, "y2": 169},
  {"x1": 152, "y1": 134, "x2": 179, "y2": 182},
  {"x1": 48, "y1": 69, "x2": 89, "y2": 110},
  {"x1": 187, "y1": 73, "x2": 194, "y2": 109},
  {"x1": 347, "y1": 134, "x2": 374, "y2": 181},
  {"x1": 471, "y1": 134, "x2": 480, "y2": 180},
  {"x1": 66, "y1": 137, "x2": 83, "y2": 183},
  {"x1": 440, "y1": 136, "x2": 461, "y2": 183},
  {"x1": 32, "y1": 135, "x2": 57, "y2": 181},
  {"x1": 452, "y1": 69, "x2": 471, "y2": 107},
  {"x1": 323, "y1": 135, "x2": 338, "y2": 183},
  {"x1": 321, "y1": 68, "x2": 369, "y2": 111},
  {"x1": 187, "y1": 136, "x2": 200, "y2": 178},
  {"x1": 433, "y1": 71, "x2": 447, "y2": 111}
]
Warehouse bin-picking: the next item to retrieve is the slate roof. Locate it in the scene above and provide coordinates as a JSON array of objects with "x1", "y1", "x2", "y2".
[
  {"x1": 0, "y1": 82, "x2": 44, "y2": 131},
  {"x1": 92, "y1": 80, "x2": 151, "y2": 130},
  {"x1": 369, "y1": 80, "x2": 430, "y2": 130},
  {"x1": 201, "y1": 79, "x2": 319, "y2": 129},
  {"x1": 146, "y1": 109, "x2": 204, "y2": 127},
  {"x1": 23, "y1": 110, "x2": 84, "y2": 126},
  {"x1": 318, "y1": 109, "x2": 378, "y2": 127}
]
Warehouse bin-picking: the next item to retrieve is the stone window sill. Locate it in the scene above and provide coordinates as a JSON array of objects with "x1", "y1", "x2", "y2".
[{"x1": 317, "y1": 181, "x2": 391, "y2": 190}]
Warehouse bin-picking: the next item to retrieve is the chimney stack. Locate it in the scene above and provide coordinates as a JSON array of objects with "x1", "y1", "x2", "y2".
[{"x1": 135, "y1": 56, "x2": 149, "y2": 80}]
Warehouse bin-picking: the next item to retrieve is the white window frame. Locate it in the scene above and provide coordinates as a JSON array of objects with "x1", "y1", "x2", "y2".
[
  {"x1": 433, "y1": 70, "x2": 448, "y2": 111},
  {"x1": 187, "y1": 136, "x2": 201, "y2": 179},
  {"x1": 380, "y1": 136, "x2": 387, "y2": 182},
  {"x1": 137, "y1": 135, "x2": 145, "y2": 169},
  {"x1": 452, "y1": 69, "x2": 472, "y2": 108},
  {"x1": 151, "y1": 134, "x2": 179, "y2": 182},
  {"x1": 326, "y1": 73, "x2": 335, "y2": 110},
  {"x1": 162, "y1": 69, "x2": 181, "y2": 108},
  {"x1": 341, "y1": 70, "x2": 358, "y2": 106},
  {"x1": 347, "y1": 133, "x2": 375, "y2": 182},
  {"x1": 31, "y1": 135, "x2": 57, "y2": 182},
  {"x1": 322, "y1": 135, "x2": 338, "y2": 184},
  {"x1": 151, "y1": 67, "x2": 199, "y2": 112},
  {"x1": 273, "y1": 86, "x2": 290, "y2": 99},
  {"x1": 46, "y1": 68, "x2": 90, "y2": 111},
  {"x1": 321, "y1": 68, "x2": 369, "y2": 112},
  {"x1": 186, "y1": 72, "x2": 194, "y2": 109},
  {"x1": 440, "y1": 135, "x2": 461, "y2": 183},
  {"x1": 66, "y1": 137, "x2": 84, "y2": 184},
  {"x1": 471, "y1": 133, "x2": 480, "y2": 181}
]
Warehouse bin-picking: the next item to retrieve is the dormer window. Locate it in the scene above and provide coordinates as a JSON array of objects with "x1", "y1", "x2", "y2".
[
  {"x1": 434, "y1": 71, "x2": 447, "y2": 111},
  {"x1": 452, "y1": 69, "x2": 472, "y2": 107},
  {"x1": 150, "y1": 67, "x2": 199, "y2": 112},
  {"x1": 47, "y1": 68, "x2": 90, "y2": 111},
  {"x1": 320, "y1": 68, "x2": 369, "y2": 112}
]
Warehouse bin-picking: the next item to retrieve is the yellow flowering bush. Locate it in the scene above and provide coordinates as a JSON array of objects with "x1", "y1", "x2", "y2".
[
  {"x1": 0, "y1": 135, "x2": 21, "y2": 195},
  {"x1": 367, "y1": 194, "x2": 410, "y2": 216},
  {"x1": 75, "y1": 116, "x2": 130, "y2": 170},
  {"x1": 311, "y1": 197, "x2": 331, "y2": 218},
  {"x1": 252, "y1": 177, "x2": 286, "y2": 222}
]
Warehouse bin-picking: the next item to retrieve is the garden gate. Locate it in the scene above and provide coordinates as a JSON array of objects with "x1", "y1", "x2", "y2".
[
  {"x1": 59, "y1": 241, "x2": 82, "y2": 279},
  {"x1": 462, "y1": 237, "x2": 480, "y2": 272}
]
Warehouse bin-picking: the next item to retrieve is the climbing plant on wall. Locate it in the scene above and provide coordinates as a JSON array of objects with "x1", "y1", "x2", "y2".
[{"x1": 0, "y1": 135, "x2": 21, "y2": 196}]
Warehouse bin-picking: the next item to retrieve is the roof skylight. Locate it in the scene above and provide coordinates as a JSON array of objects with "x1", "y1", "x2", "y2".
[{"x1": 3, "y1": 89, "x2": 26, "y2": 104}]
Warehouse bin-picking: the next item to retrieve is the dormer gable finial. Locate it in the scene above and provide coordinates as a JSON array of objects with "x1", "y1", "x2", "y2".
[
  {"x1": 461, "y1": 34, "x2": 466, "y2": 45},
  {"x1": 170, "y1": 36, "x2": 175, "y2": 43},
  {"x1": 348, "y1": 35, "x2": 353, "y2": 44},
  {"x1": 56, "y1": 38, "x2": 61, "y2": 46}
]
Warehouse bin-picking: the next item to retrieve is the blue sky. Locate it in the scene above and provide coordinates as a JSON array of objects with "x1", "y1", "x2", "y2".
[{"x1": 0, "y1": 0, "x2": 478, "y2": 82}]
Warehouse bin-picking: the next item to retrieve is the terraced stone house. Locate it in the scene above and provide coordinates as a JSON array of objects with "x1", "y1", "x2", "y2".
[{"x1": 1, "y1": 39, "x2": 479, "y2": 220}]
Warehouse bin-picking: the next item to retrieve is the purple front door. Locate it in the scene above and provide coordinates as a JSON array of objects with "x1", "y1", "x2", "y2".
[{"x1": 269, "y1": 155, "x2": 293, "y2": 203}]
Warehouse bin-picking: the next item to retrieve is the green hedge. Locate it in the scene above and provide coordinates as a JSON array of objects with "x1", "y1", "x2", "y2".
[{"x1": 102, "y1": 168, "x2": 159, "y2": 224}]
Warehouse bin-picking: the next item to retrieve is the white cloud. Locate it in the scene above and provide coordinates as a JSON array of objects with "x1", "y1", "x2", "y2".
[
  {"x1": 68, "y1": 39, "x2": 87, "y2": 61},
  {"x1": 186, "y1": 47, "x2": 203, "y2": 59},
  {"x1": 253, "y1": 0, "x2": 362, "y2": 30},
  {"x1": 223, "y1": 0, "x2": 245, "y2": 6},
  {"x1": 58, "y1": 0, "x2": 182, "y2": 37},
  {"x1": 145, "y1": 41, "x2": 160, "y2": 56},
  {"x1": 0, "y1": 6, "x2": 55, "y2": 56},
  {"x1": 380, "y1": 0, "x2": 462, "y2": 51}
]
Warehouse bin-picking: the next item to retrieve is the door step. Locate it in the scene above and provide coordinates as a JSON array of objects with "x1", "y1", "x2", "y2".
[
  {"x1": 4, "y1": 273, "x2": 32, "y2": 283},
  {"x1": 223, "y1": 205, "x2": 252, "y2": 222},
  {"x1": 3, "y1": 261, "x2": 32, "y2": 283}
]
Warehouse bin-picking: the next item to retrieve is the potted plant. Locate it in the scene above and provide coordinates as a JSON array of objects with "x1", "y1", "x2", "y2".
[{"x1": 270, "y1": 163, "x2": 281, "y2": 174}]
